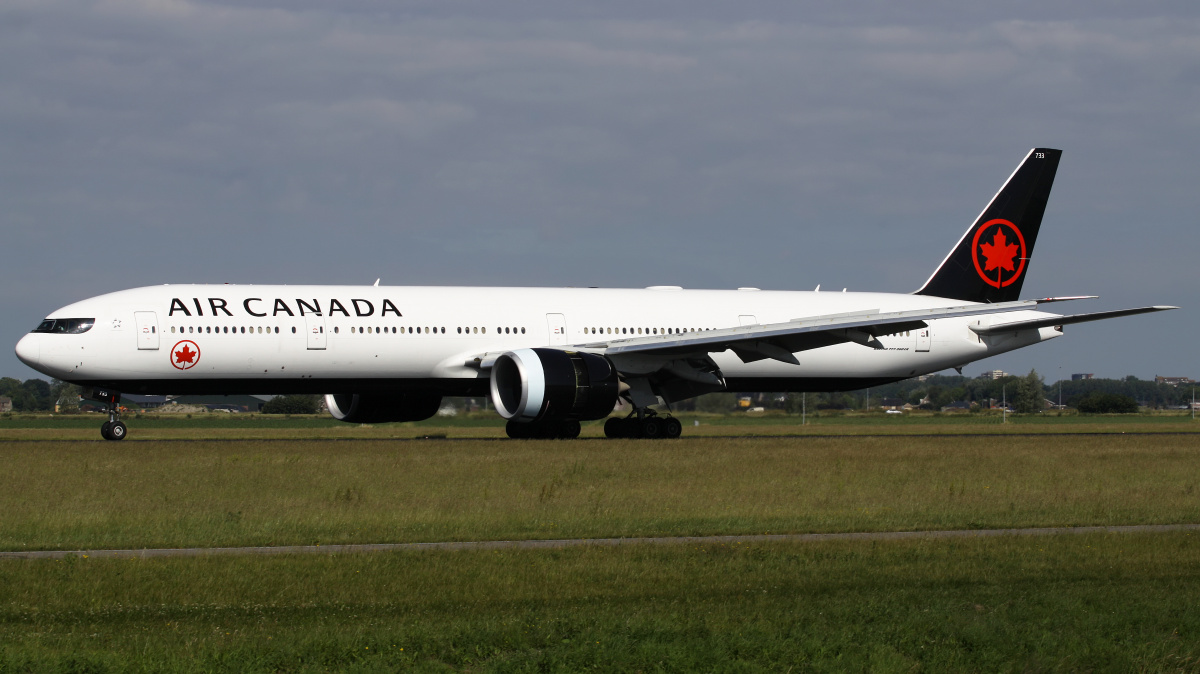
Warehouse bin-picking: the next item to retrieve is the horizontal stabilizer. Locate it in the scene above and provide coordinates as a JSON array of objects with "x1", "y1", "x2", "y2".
[{"x1": 969, "y1": 306, "x2": 1178, "y2": 336}]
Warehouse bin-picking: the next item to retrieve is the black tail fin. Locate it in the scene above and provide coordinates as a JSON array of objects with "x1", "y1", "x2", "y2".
[{"x1": 915, "y1": 148, "x2": 1061, "y2": 303}]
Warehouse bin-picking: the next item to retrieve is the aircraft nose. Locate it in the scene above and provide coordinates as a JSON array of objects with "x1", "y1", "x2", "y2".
[{"x1": 15, "y1": 333, "x2": 40, "y2": 367}]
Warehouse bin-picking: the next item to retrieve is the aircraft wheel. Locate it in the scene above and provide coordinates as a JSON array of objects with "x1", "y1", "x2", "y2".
[
  {"x1": 641, "y1": 417, "x2": 662, "y2": 439},
  {"x1": 662, "y1": 417, "x2": 683, "y2": 439},
  {"x1": 558, "y1": 419, "x2": 581, "y2": 439},
  {"x1": 604, "y1": 417, "x2": 625, "y2": 439},
  {"x1": 506, "y1": 420, "x2": 533, "y2": 439},
  {"x1": 534, "y1": 421, "x2": 561, "y2": 439},
  {"x1": 108, "y1": 421, "x2": 128, "y2": 441},
  {"x1": 100, "y1": 421, "x2": 113, "y2": 440}
]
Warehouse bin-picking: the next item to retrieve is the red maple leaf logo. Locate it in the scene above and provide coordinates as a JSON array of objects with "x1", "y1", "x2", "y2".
[
  {"x1": 175, "y1": 344, "x2": 196, "y2": 365},
  {"x1": 979, "y1": 230, "x2": 1020, "y2": 273}
]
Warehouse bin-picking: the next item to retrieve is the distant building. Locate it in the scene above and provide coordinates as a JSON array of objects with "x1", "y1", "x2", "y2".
[
  {"x1": 171, "y1": 395, "x2": 270, "y2": 412},
  {"x1": 878, "y1": 397, "x2": 906, "y2": 410},
  {"x1": 980, "y1": 370, "x2": 1010, "y2": 380},
  {"x1": 1071, "y1": 373, "x2": 1094, "y2": 381},
  {"x1": 0, "y1": 396, "x2": 11, "y2": 413},
  {"x1": 121, "y1": 394, "x2": 169, "y2": 409},
  {"x1": 941, "y1": 401, "x2": 972, "y2": 411},
  {"x1": 1155, "y1": 375, "x2": 1194, "y2": 387}
]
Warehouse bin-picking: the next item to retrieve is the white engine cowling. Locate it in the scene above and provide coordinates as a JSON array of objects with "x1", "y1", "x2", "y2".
[{"x1": 489, "y1": 348, "x2": 619, "y2": 423}]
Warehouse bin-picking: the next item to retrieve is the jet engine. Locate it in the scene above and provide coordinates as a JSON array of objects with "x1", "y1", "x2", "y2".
[
  {"x1": 324, "y1": 393, "x2": 442, "y2": 424},
  {"x1": 489, "y1": 348, "x2": 619, "y2": 423}
]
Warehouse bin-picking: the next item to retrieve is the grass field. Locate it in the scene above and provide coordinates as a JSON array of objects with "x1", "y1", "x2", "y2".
[
  {"x1": 1, "y1": 433, "x2": 1198, "y2": 551},
  {"x1": 2, "y1": 533, "x2": 1199, "y2": 671},
  {"x1": 1, "y1": 417, "x2": 1198, "y2": 671}
]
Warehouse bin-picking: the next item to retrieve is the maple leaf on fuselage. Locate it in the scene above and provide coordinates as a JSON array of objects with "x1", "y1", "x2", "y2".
[
  {"x1": 979, "y1": 230, "x2": 1020, "y2": 272},
  {"x1": 175, "y1": 345, "x2": 196, "y2": 364}
]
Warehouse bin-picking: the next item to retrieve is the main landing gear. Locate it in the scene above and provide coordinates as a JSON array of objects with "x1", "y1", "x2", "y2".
[
  {"x1": 604, "y1": 410, "x2": 683, "y2": 439},
  {"x1": 86, "y1": 388, "x2": 127, "y2": 441},
  {"x1": 506, "y1": 418, "x2": 582, "y2": 440}
]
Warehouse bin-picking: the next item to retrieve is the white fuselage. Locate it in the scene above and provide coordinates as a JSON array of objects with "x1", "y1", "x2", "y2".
[{"x1": 15, "y1": 284, "x2": 1061, "y2": 397}]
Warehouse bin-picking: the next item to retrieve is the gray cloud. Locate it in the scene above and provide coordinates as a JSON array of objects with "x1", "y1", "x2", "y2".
[{"x1": 2, "y1": 1, "x2": 1196, "y2": 381}]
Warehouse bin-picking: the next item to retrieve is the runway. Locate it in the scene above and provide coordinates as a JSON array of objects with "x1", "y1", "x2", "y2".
[{"x1": 2, "y1": 523, "x2": 1196, "y2": 560}]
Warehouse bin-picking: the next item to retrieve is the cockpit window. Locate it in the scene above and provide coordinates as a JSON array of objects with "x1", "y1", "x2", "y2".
[{"x1": 32, "y1": 318, "x2": 95, "y2": 335}]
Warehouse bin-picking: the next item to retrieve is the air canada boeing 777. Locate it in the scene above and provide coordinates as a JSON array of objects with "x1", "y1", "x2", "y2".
[{"x1": 15, "y1": 149, "x2": 1176, "y2": 440}]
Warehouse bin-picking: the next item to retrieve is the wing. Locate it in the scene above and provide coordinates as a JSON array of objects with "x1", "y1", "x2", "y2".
[
  {"x1": 582, "y1": 299, "x2": 1047, "y2": 365},
  {"x1": 969, "y1": 306, "x2": 1178, "y2": 336}
]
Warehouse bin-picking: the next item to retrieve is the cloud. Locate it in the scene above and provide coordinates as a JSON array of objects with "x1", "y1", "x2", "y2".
[{"x1": 1, "y1": 2, "x2": 1197, "y2": 378}]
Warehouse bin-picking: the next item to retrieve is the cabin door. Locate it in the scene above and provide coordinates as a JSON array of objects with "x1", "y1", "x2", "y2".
[
  {"x1": 134, "y1": 311, "x2": 159, "y2": 350},
  {"x1": 546, "y1": 313, "x2": 568, "y2": 346},
  {"x1": 916, "y1": 328, "x2": 931, "y2": 352},
  {"x1": 305, "y1": 316, "x2": 327, "y2": 350}
]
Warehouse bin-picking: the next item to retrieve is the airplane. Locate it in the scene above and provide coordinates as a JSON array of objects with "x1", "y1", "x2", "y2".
[{"x1": 14, "y1": 148, "x2": 1176, "y2": 441}]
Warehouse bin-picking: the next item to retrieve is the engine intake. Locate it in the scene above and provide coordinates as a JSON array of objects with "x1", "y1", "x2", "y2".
[
  {"x1": 325, "y1": 393, "x2": 442, "y2": 424},
  {"x1": 489, "y1": 348, "x2": 619, "y2": 423}
]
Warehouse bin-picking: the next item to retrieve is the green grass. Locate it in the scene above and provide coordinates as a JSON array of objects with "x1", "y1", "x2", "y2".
[
  {"x1": 1, "y1": 434, "x2": 1198, "y2": 551},
  {"x1": 2, "y1": 533, "x2": 1199, "y2": 672},
  {"x1": 3, "y1": 424, "x2": 1199, "y2": 670}
]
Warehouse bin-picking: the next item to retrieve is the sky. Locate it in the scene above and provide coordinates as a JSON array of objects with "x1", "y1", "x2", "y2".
[{"x1": 2, "y1": 0, "x2": 1197, "y2": 384}]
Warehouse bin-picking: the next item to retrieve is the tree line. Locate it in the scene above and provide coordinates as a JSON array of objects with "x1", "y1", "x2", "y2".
[
  {"x1": 721, "y1": 372, "x2": 1194, "y2": 414},
  {"x1": 0, "y1": 378, "x2": 81, "y2": 412},
  {"x1": 3, "y1": 373, "x2": 1192, "y2": 415}
]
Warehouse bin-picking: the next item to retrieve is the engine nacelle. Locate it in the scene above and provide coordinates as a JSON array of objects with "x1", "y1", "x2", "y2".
[
  {"x1": 489, "y1": 348, "x2": 620, "y2": 423},
  {"x1": 325, "y1": 393, "x2": 442, "y2": 424}
]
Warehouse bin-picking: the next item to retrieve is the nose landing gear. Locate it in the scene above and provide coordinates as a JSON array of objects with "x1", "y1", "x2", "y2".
[
  {"x1": 85, "y1": 388, "x2": 127, "y2": 441},
  {"x1": 100, "y1": 419, "x2": 127, "y2": 441}
]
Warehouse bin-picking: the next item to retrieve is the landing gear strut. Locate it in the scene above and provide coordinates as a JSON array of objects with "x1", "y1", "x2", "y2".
[
  {"x1": 604, "y1": 409, "x2": 683, "y2": 439},
  {"x1": 87, "y1": 388, "x2": 127, "y2": 441}
]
